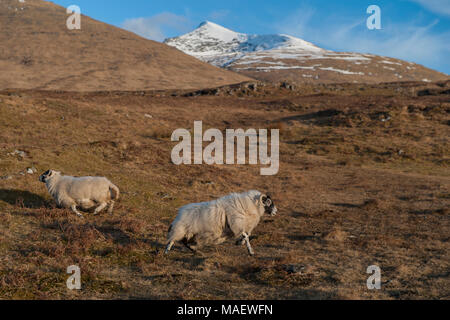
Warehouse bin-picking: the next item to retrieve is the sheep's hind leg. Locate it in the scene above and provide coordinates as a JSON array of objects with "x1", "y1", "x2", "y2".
[
  {"x1": 165, "y1": 241, "x2": 175, "y2": 254},
  {"x1": 107, "y1": 200, "x2": 115, "y2": 214},
  {"x1": 242, "y1": 232, "x2": 255, "y2": 256},
  {"x1": 94, "y1": 202, "x2": 108, "y2": 215},
  {"x1": 70, "y1": 204, "x2": 84, "y2": 218}
]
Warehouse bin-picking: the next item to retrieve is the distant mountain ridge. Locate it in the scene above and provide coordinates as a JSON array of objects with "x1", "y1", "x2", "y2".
[{"x1": 165, "y1": 21, "x2": 448, "y2": 84}]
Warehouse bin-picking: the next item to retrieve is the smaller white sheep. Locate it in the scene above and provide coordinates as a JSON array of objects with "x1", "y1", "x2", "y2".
[
  {"x1": 39, "y1": 170, "x2": 120, "y2": 217},
  {"x1": 165, "y1": 190, "x2": 277, "y2": 256}
]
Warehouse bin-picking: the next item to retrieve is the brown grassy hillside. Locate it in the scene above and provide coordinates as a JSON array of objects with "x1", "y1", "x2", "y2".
[
  {"x1": 228, "y1": 53, "x2": 449, "y2": 85},
  {"x1": 0, "y1": 0, "x2": 250, "y2": 91},
  {"x1": 0, "y1": 80, "x2": 448, "y2": 299}
]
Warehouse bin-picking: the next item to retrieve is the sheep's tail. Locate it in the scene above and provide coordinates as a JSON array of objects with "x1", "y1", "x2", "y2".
[{"x1": 109, "y1": 183, "x2": 120, "y2": 200}]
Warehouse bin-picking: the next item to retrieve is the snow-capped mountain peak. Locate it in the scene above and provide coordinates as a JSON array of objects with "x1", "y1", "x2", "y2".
[
  {"x1": 164, "y1": 21, "x2": 325, "y2": 67},
  {"x1": 194, "y1": 21, "x2": 242, "y2": 42}
]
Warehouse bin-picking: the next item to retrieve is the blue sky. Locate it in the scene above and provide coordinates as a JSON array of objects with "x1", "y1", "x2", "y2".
[{"x1": 51, "y1": 0, "x2": 450, "y2": 74}]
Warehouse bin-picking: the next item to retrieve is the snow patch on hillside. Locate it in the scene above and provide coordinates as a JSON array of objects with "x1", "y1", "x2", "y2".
[{"x1": 319, "y1": 67, "x2": 365, "y2": 75}]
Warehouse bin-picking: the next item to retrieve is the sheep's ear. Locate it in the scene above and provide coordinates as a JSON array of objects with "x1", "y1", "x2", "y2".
[
  {"x1": 259, "y1": 194, "x2": 267, "y2": 204},
  {"x1": 260, "y1": 194, "x2": 272, "y2": 206},
  {"x1": 49, "y1": 170, "x2": 60, "y2": 177},
  {"x1": 259, "y1": 194, "x2": 265, "y2": 204}
]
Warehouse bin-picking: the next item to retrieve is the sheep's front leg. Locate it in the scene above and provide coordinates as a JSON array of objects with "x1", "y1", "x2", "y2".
[
  {"x1": 70, "y1": 204, "x2": 84, "y2": 218},
  {"x1": 236, "y1": 232, "x2": 252, "y2": 246},
  {"x1": 242, "y1": 232, "x2": 254, "y2": 256},
  {"x1": 94, "y1": 202, "x2": 108, "y2": 215},
  {"x1": 235, "y1": 235, "x2": 245, "y2": 246}
]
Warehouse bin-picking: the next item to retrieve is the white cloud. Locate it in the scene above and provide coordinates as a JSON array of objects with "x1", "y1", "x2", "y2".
[
  {"x1": 121, "y1": 13, "x2": 192, "y2": 42},
  {"x1": 353, "y1": 21, "x2": 449, "y2": 65},
  {"x1": 409, "y1": 0, "x2": 450, "y2": 17},
  {"x1": 274, "y1": 6, "x2": 316, "y2": 36}
]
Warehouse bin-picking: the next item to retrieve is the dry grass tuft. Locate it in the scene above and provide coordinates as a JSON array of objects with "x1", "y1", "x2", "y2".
[{"x1": 323, "y1": 227, "x2": 349, "y2": 242}]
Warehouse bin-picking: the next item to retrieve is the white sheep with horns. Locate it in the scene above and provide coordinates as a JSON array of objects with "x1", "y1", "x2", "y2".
[
  {"x1": 165, "y1": 190, "x2": 277, "y2": 256},
  {"x1": 39, "y1": 170, "x2": 120, "y2": 217}
]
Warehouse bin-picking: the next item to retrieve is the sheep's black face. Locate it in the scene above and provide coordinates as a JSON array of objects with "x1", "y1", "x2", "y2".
[
  {"x1": 39, "y1": 170, "x2": 52, "y2": 183},
  {"x1": 263, "y1": 195, "x2": 277, "y2": 216}
]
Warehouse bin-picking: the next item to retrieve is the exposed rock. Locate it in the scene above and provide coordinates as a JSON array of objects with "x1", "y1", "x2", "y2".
[
  {"x1": 280, "y1": 81, "x2": 296, "y2": 90},
  {"x1": 8, "y1": 149, "x2": 27, "y2": 157},
  {"x1": 284, "y1": 264, "x2": 306, "y2": 274}
]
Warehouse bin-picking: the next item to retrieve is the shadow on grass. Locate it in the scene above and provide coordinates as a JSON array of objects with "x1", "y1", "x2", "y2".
[
  {"x1": 0, "y1": 189, "x2": 49, "y2": 209},
  {"x1": 331, "y1": 202, "x2": 361, "y2": 208},
  {"x1": 280, "y1": 109, "x2": 343, "y2": 123},
  {"x1": 285, "y1": 289, "x2": 338, "y2": 300},
  {"x1": 287, "y1": 234, "x2": 319, "y2": 242},
  {"x1": 137, "y1": 238, "x2": 165, "y2": 250},
  {"x1": 409, "y1": 208, "x2": 448, "y2": 215},
  {"x1": 331, "y1": 199, "x2": 378, "y2": 210}
]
